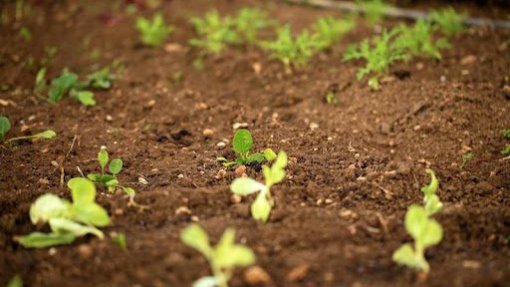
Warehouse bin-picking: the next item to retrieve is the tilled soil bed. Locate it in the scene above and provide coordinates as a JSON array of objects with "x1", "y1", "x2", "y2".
[{"x1": 1, "y1": 0, "x2": 510, "y2": 286}]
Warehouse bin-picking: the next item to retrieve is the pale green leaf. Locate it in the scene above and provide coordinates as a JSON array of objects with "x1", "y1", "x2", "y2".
[
  {"x1": 392, "y1": 243, "x2": 416, "y2": 266},
  {"x1": 32, "y1": 130, "x2": 56, "y2": 140},
  {"x1": 68, "y1": 177, "x2": 96, "y2": 205},
  {"x1": 98, "y1": 147, "x2": 109, "y2": 170},
  {"x1": 71, "y1": 203, "x2": 110, "y2": 227},
  {"x1": 109, "y1": 158, "x2": 123, "y2": 175},
  {"x1": 404, "y1": 205, "x2": 428, "y2": 241},
  {"x1": 263, "y1": 148, "x2": 277, "y2": 161},
  {"x1": 230, "y1": 177, "x2": 265, "y2": 196},
  {"x1": 251, "y1": 192, "x2": 271, "y2": 223},
  {"x1": 216, "y1": 245, "x2": 255, "y2": 268},
  {"x1": 29, "y1": 194, "x2": 71, "y2": 224},
  {"x1": 73, "y1": 90, "x2": 96, "y2": 106},
  {"x1": 421, "y1": 169, "x2": 439, "y2": 199},
  {"x1": 181, "y1": 224, "x2": 212, "y2": 257},
  {"x1": 424, "y1": 194, "x2": 443, "y2": 216},
  {"x1": 421, "y1": 219, "x2": 443, "y2": 248},
  {"x1": 17, "y1": 232, "x2": 75, "y2": 248},
  {"x1": 49, "y1": 218, "x2": 104, "y2": 238}
]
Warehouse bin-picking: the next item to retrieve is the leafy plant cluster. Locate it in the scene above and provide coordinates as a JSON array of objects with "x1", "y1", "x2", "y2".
[
  {"x1": 392, "y1": 169, "x2": 444, "y2": 273},
  {"x1": 344, "y1": 8, "x2": 464, "y2": 89},
  {"x1": 16, "y1": 178, "x2": 110, "y2": 248},
  {"x1": 217, "y1": 129, "x2": 276, "y2": 168},
  {"x1": 136, "y1": 13, "x2": 174, "y2": 47},
  {"x1": 501, "y1": 129, "x2": 510, "y2": 156},
  {"x1": 0, "y1": 116, "x2": 56, "y2": 144},
  {"x1": 36, "y1": 67, "x2": 115, "y2": 106}
]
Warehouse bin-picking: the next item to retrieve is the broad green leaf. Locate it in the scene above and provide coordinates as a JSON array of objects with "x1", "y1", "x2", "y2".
[
  {"x1": 421, "y1": 219, "x2": 443, "y2": 248},
  {"x1": 48, "y1": 70, "x2": 79, "y2": 103},
  {"x1": 49, "y1": 218, "x2": 104, "y2": 238},
  {"x1": 71, "y1": 90, "x2": 96, "y2": 106},
  {"x1": 216, "y1": 245, "x2": 255, "y2": 268},
  {"x1": 246, "y1": 152, "x2": 265, "y2": 164},
  {"x1": 68, "y1": 177, "x2": 96, "y2": 205},
  {"x1": 215, "y1": 228, "x2": 236, "y2": 261},
  {"x1": 181, "y1": 224, "x2": 212, "y2": 257},
  {"x1": 424, "y1": 194, "x2": 443, "y2": 216},
  {"x1": 192, "y1": 276, "x2": 218, "y2": 287},
  {"x1": 232, "y1": 129, "x2": 253, "y2": 154},
  {"x1": 404, "y1": 205, "x2": 428, "y2": 241},
  {"x1": 17, "y1": 232, "x2": 75, "y2": 248},
  {"x1": 272, "y1": 150, "x2": 288, "y2": 171},
  {"x1": 0, "y1": 116, "x2": 10, "y2": 141},
  {"x1": 109, "y1": 158, "x2": 123, "y2": 175},
  {"x1": 7, "y1": 275, "x2": 23, "y2": 287},
  {"x1": 98, "y1": 147, "x2": 109, "y2": 170},
  {"x1": 29, "y1": 194, "x2": 71, "y2": 224},
  {"x1": 251, "y1": 192, "x2": 271, "y2": 223},
  {"x1": 71, "y1": 203, "x2": 110, "y2": 227},
  {"x1": 32, "y1": 130, "x2": 56, "y2": 140},
  {"x1": 230, "y1": 177, "x2": 265, "y2": 196},
  {"x1": 392, "y1": 243, "x2": 416, "y2": 266},
  {"x1": 421, "y1": 169, "x2": 439, "y2": 199},
  {"x1": 263, "y1": 148, "x2": 277, "y2": 161}
]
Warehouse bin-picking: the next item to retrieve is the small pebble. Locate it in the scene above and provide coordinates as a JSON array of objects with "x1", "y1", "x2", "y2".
[
  {"x1": 216, "y1": 142, "x2": 226, "y2": 149},
  {"x1": 244, "y1": 266, "x2": 272, "y2": 285},
  {"x1": 177, "y1": 174, "x2": 184, "y2": 179},
  {"x1": 78, "y1": 244, "x2": 93, "y2": 259},
  {"x1": 202, "y1": 128, "x2": 214, "y2": 136},
  {"x1": 232, "y1": 122, "x2": 249, "y2": 130},
  {"x1": 235, "y1": 165, "x2": 247, "y2": 176},
  {"x1": 309, "y1": 122, "x2": 319, "y2": 131}
]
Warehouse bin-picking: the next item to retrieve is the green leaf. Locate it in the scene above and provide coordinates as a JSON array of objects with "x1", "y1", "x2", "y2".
[
  {"x1": 424, "y1": 194, "x2": 443, "y2": 216},
  {"x1": 181, "y1": 224, "x2": 212, "y2": 257},
  {"x1": 392, "y1": 243, "x2": 416, "y2": 266},
  {"x1": 112, "y1": 232, "x2": 127, "y2": 250},
  {"x1": 232, "y1": 129, "x2": 253, "y2": 154},
  {"x1": 71, "y1": 203, "x2": 110, "y2": 227},
  {"x1": 420, "y1": 219, "x2": 443, "y2": 248},
  {"x1": 109, "y1": 158, "x2": 123, "y2": 175},
  {"x1": 7, "y1": 275, "x2": 23, "y2": 287},
  {"x1": 246, "y1": 152, "x2": 265, "y2": 164},
  {"x1": 17, "y1": 232, "x2": 76, "y2": 248},
  {"x1": 405, "y1": 205, "x2": 429, "y2": 241},
  {"x1": 421, "y1": 169, "x2": 439, "y2": 199},
  {"x1": 272, "y1": 150, "x2": 288, "y2": 171},
  {"x1": 263, "y1": 148, "x2": 277, "y2": 161},
  {"x1": 29, "y1": 194, "x2": 71, "y2": 224},
  {"x1": 0, "y1": 116, "x2": 10, "y2": 141},
  {"x1": 71, "y1": 90, "x2": 96, "y2": 106},
  {"x1": 251, "y1": 192, "x2": 271, "y2": 223},
  {"x1": 68, "y1": 177, "x2": 96, "y2": 205},
  {"x1": 49, "y1": 218, "x2": 104, "y2": 238},
  {"x1": 31, "y1": 130, "x2": 56, "y2": 140},
  {"x1": 216, "y1": 245, "x2": 255, "y2": 268},
  {"x1": 48, "y1": 70, "x2": 79, "y2": 103},
  {"x1": 34, "y1": 68, "x2": 47, "y2": 93},
  {"x1": 230, "y1": 177, "x2": 266, "y2": 196},
  {"x1": 98, "y1": 147, "x2": 109, "y2": 171}
]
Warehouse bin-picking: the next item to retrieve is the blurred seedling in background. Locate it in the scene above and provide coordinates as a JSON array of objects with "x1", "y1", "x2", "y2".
[
  {"x1": 217, "y1": 129, "x2": 276, "y2": 168},
  {"x1": 111, "y1": 232, "x2": 127, "y2": 250},
  {"x1": 501, "y1": 129, "x2": 510, "y2": 156},
  {"x1": 343, "y1": 28, "x2": 409, "y2": 90},
  {"x1": 16, "y1": 178, "x2": 110, "y2": 248},
  {"x1": 421, "y1": 169, "x2": 442, "y2": 215},
  {"x1": 0, "y1": 116, "x2": 56, "y2": 145},
  {"x1": 87, "y1": 146, "x2": 144, "y2": 208},
  {"x1": 85, "y1": 67, "x2": 115, "y2": 89},
  {"x1": 262, "y1": 25, "x2": 320, "y2": 67},
  {"x1": 394, "y1": 19, "x2": 450, "y2": 60},
  {"x1": 392, "y1": 205, "x2": 443, "y2": 273},
  {"x1": 502, "y1": 129, "x2": 510, "y2": 140},
  {"x1": 233, "y1": 7, "x2": 271, "y2": 45},
  {"x1": 7, "y1": 275, "x2": 22, "y2": 287},
  {"x1": 357, "y1": 0, "x2": 386, "y2": 24},
  {"x1": 190, "y1": 10, "x2": 238, "y2": 55},
  {"x1": 181, "y1": 224, "x2": 255, "y2": 287},
  {"x1": 1, "y1": 0, "x2": 31, "y2": 25},
  {"x1": 430, "y1": 7, "x2": 466, "y2": 37},
  {"x1": 230, "y1": 151, "x2": 287, "y2": 223},
  {"x1": 460, "y1": 151, "x2": 473, "y2": 169},
  {"x1": 136, "y1": 13, "x2": 174, "y2": 47},
  {"x1": 312, "y1": 16, "x2": 354, "y2": 51},
  {"x1": 19, "y1": 26, "x2": 31, "y2": 42}
]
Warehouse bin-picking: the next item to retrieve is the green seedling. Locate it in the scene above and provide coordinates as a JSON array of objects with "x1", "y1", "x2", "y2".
[
  {"x1": 16, "y1": 178, "x2": 110, "y2": 248},
  {"x1": 0, "y1": 116, "x2": 11, "y2": 142},
  {"x1": 233, "y1": 7, "x2": 270, "y2": 45},
  {"x1": 111, "y1": 232, "x2": 127, "y2": 250},
  {"x1": 502, "y1": 144, "x2": 510, "y2": 156},
  {"x1": 460, "y1": 151, "x2": 473, "y2": 169},
  {"x1": 430, "y1": 7, "x2": 465, "y2": 37},
  {"x1": 19, "y1": 26, "x2": 31, "y2": 41},
  {"x1": 34, "y1": 68, "x2": 47, "y2": 94},
  {"x1": 421, "y1": 169, "x2": 442, "y2": 215},
  {"x1": 0, "y1": 116, "x2": 56, "y2": 144},
  {"x1": 394, "y1": 19, "x2": 450, "y2": 60},
  {"x1": 181, "y1": 224, "x2": 255, "y2": 287},
  {"x1": 217, "y1": 129, "x2": 275, "y2": 168},
  {"x1": 263, "y1": 25, "x2": 320, "y2": 67},
  {"x1": 7, "y1": 275, "x2": 22, "y2": 287},
  {"x1": 502, "y1": 129, "x2": 510, "y2": 140},
  {"x1": 357, "y1": 0, "x2": 386, "y2": 24},
  {"x1": 392, "y1": 205, "x2": 443, "y2": 273},
  {"x1": 230, "y1": 151, "x2": 287, "y2": 223},
  {"x1": 136, "y1": 13, "x2": 174, "y2": 47},
  {"x1": 312, "y1": 16, "x2": 355, "y2": 50},
  {"x1": 190, "y1": 10, "x2": 238, "y2": 55},
  {"x1": 343, "y1": 28, "x2": 409, "y2": 90},
  {"x1": 85, "y1": 67, "x2": 114, "y2": 89},
  {"x1": 87, "y1": 146, "x2": 142, "y2": 207}
]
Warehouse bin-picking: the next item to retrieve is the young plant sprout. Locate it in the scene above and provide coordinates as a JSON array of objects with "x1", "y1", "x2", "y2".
[
  {"x1": 136, "y1": 13, "x2": 174, "y2": 47},
  {"x1": 394, "y1": 19, "x2": 450, "y2": 60},
  {"x1": 501, "y1": 145, "x2": 510, "y2": 156},
  {"x1": 430, "y1": 7, "x2": 465, "y2": 37},
  {"x1": 181, "y1": 224, "x2": 255, "y2": 287},
  {"x1": 0, "y1": 116, "x2": 56, "y2": 144},
  {"x1": 87, "y1": 146, "x2": 142, "y2": 207},
  {"x1": 312, "y1": 16, "x2": 354, "y2": 50},
  {"x1": 357, "y1": 0, "x2": 386, "y2": 24},
  {"x1": 7, "y1": 275, "x2": 22, "y2": 287},
  {"x1": 392, "y1": 205, "x2": 443, "y2": 273},
  {"x1": 262, "y1": 25, "x2": 320, "y2": 67},
  {"x1": 502, "y1": 129, "x2": 510, "y2": 140},
  {"x1": 343, "y1": 28, "x2": 409, "y2": 90},
  {"x1": 190, "y1": 10, "x2": 238, "y2": 55},
  {"x1": 85, "y1": 67, "x2": 115, "y2": 89},
  {"x1": 34, "y1": 68, "x2": 47, "y2": 94},
  {"x1": 460, "y1": 151, "x2": 473, "y2": 169},
  {"x1": 421, "y1": 169, "x2": 442, "y2": 215},
  {"x1": 16, "y1": 178, "x2": 110, "y2": 248},
  {"x1": 230, "y1": 151, "x2": 287, "y2": 223},
  {"x1": 217, "y1": 129, "x2": 275, "y2": 168},
  {"x1": 233, "y1": 7, "x2": 271, "y2": 45}
]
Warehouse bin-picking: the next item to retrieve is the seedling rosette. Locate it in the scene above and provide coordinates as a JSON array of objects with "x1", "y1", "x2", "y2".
[{"x1": 217, "y1": 129, "x2": 276, "y2": 168}]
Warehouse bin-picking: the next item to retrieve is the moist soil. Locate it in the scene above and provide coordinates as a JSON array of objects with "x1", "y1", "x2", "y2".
[{"x1": 1, "y1": 0, "x2": 510, "y2": 286}]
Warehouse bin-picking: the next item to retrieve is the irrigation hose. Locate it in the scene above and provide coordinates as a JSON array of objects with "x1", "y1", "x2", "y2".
[{"x1": 281, "y1": 0, "x2": 510, "y2": 29}]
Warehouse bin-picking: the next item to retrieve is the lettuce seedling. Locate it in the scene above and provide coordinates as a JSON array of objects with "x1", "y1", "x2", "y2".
[
  {"x1": 230, "y1": 151, "x2": 287, "y2": 223},
  {"x1": 136, "y1": 13, "x2": 174, "y2": 47},
  {"x1": 312, "y1": 17, "x2": 354, "y2": 51},
  {"x1": 217, "y1": 129, "x2": 274, "y2": 168},
  {"x1": 392, "y1": 205, "x2": 443, "y2": 273},
  {"x1": 357, "y1": 0, "x2": 386, "y2": 24},
  {"x1": 233, "y1": 8, "x2": 270, "y2": 45},
  {"x1": 502, "y1": 129, "x2": 510, "y2": 140},
  {"x1": 181, "y1": 224, "x2": 255, "y2": 287},
  {"x1": 5, "y1": 129, "x2": 56, "y2": 144},
  {"x1": 430, "y1": 7, "x2": 465, "y2": 37},
  {"x1": 421, "y1": 169, "x2": 442, "y2": 215},
  {"x1": 85, "y1": 67, "x2": 114, "y2": 89},
  {"x1": 460, "y1": 151, "x2": 473, "y2": 169},
  {"x1": 190, "y1": 10, "x2": 238, "y2": 55},
  {"x1": 87, "y1": 146, "x2": 142, "y2": 207},
  {"x1": 263, "y1": 25, "x2": 321, "y2": 67},
  {"x1": 343, "y1": 28, "x2": 409, "y2": 90},
  {"x1": 0, "y1": 116, "x2": 10, "y2": 141},
  {"x1": 16, "y1": 178, "x2": 110, "y2": 248},
  {"x1": 394, "y1": 19, "x2": 450, "y2": 60}
]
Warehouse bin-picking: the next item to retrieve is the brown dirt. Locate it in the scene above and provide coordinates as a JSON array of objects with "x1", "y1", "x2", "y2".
[{"x1": 1, "y1": 0, "x2": 510, "y2": 287}]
